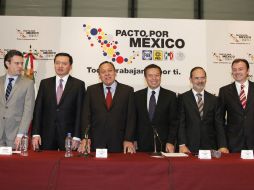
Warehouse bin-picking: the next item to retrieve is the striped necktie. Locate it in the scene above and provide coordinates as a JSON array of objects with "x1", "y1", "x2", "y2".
[
  {"x1": 5, "y1": 78, "x2": 14, "y2": 100},
  {"x1": 196, "y1": 93, "x2": 204, "y2": 119},
  {"x1": 239, "y1": 84, "x2": 247, "y2": 109}
]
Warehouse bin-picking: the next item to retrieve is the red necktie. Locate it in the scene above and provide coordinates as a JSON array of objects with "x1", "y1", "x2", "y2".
[
  {"x1": 240, "y1": 84, "x2": 247, "y2": 109},
  {"x1": 106, "y1": 87, "x2": 112, "y2": 110}
]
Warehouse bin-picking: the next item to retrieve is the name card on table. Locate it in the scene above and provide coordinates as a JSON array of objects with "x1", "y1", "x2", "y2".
[
  {"x1": 0, "y1": 147, "x2": 12, "y2": 155},
  {"x1": 241, "y1": 150, "x2": 254, "y2": 159},
  {"x1": 96, "y1": 149, "x2": 108, "y2": 158},
  {"x1": 198, "y1": 150, "x2": 211, "y2": 159}
]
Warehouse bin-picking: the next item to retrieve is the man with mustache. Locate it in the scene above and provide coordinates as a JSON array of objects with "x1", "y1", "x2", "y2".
[
  {"x1": 79, "y1": 61, "x2": 136, "y2": 153},
  {"x1": 219, "y1": 59, "x2": 254, "y2": 152},
  {"x1": 178, "y1": 67, "x2": 228, "y2": 154}
]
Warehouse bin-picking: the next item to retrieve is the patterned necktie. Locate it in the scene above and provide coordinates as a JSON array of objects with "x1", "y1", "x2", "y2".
[
  {"x1": 196, "y1": 93, "x2": 204, "y2": 119},
  {"x1": 5, "y1": 78, "x2": 14, "y2": 100},
  {"x1": 106, "y1": 87, "x2": 112, "y2": 110},
  {"x1": 56, "y1": 79, "x2": 63, "y2": 104},
  {"x1": 149, "y1": 91, "x2": 156, "y2": 121},
  {"x1": 240, "y1": 84, "x2": 247, "y2": 109}
]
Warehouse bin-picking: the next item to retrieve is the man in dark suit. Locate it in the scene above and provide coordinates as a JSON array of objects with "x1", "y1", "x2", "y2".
[
  {"x1": 135, "y1": 64, "x2": 178, "y2": 153},
  {"x1": 32, "y1": 53, "x2": 86, "y2": 150},
  {"x1": 79, "y1": 61, "x2": 136, "y2": 153},
  {"x1": 178, "y1": 67, "x2": 228, "y2": 154},
  {"x1": 0, "y1": 50, "x2": 35, "y2": 149},
  {"x1": 219, "y1": 59, "x2": 254, "y2": 152}
]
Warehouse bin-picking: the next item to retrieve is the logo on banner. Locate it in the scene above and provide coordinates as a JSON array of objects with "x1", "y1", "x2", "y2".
[
  {"x1": 16, "y1": 29, "x2": 39, "y2": 40},
  {"x1": 212, "y1": 52, "x2": 235, "y2": 64},
  {"x1": 153, "y1": 50, "x2": 163, "y2": 61},
  {"x1": 83, "y1": 24, "x2": 139, "y2": 64},
  {"x1": 142, "y1": 50, "x2": 152, "y2": 60},
  {"x1": 229, "y1": 33, "x2": 252, "y2": 44},
  {"x1": 164, "y1": 51, "x2": 174, "y2": 61}
]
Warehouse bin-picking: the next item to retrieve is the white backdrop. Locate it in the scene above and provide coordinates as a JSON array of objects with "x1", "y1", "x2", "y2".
[{"x1": 0, "y1": 16, "x2": 253, "y2": 95}]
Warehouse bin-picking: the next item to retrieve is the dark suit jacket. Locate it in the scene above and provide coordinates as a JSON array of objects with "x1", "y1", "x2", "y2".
[
  {"x1": 32, "y1": 76, "x2": 86, "y2": 150},
  {"x1": 178, "y1": 90, "x2": 227, "y2": 153},
  {"x1": 219, "y1": 81, "x2": 254, "y2": 152},
  {"x1": 81, "y1": 82, "x2": 136, "y2": 153},
  {"x1": 134, "y1": 87, "x2": 178, "y2": 152}
]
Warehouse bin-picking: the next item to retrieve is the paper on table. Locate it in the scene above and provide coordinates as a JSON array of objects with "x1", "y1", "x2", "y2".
[{"x1": 161, "y1": 152, "x2": 188, "y2": 157}]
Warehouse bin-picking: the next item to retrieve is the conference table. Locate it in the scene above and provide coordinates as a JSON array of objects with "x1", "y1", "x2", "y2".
[{"x1": 0, "y1": 151, "x2": 254, "y2": 190}]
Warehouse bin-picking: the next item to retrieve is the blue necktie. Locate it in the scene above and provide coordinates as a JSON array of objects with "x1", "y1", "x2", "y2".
[
  {"x1": 5, "y1": 78, "x2": 14, "y2": 100},
  {"x1": 149, "y1": 91, "x2": 156, "y2": 121}
]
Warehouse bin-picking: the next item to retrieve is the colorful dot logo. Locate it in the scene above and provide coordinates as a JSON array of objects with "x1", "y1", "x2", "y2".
[{"x1": 83, "y1": 24, "x2": 139, "y2": 64}]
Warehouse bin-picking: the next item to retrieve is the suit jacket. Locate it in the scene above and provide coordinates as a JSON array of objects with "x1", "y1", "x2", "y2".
[
  {"x1": 178, "y1": 90, "x2": 227, "y2": 153},
  {"x1": 32, "y1": 76, "x2": 85, "y2": 150},
  {"x1": 219, "y1": 81, "x2": 254, "y2": 152},
  {"x1": 81, "y1": 82, "x2": 136, "y2": 153},
  {"x1": 134, "y1": 87, "x2": 178, "y2": 152},
  {"x1": 0, "y1": 75, "x2": 35, "y2": 148}
]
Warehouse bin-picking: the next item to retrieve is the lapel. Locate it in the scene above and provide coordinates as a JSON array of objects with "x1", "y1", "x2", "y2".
[
  {"x1": 7, "y1": 75, "x2": 21, "y2": 103},
  {"x1": 187, "y1": 90, "x2": 200, "y2": 117},
  {"x1": 58, "y1": 76, "x2": 73, "y2": 105},
  {"x1": 230, "y1": 82, "x2": 243, "y2": 110},
  {"x1": 0, "y1": 75, "x2": 6, "y2": 104},
  {"x1": 202, "y1": 91, "x2": 209, "y2": 119},
  {"x1": 245, "y1": 81, "x2": 254, "y2": 111},
  {"x1": 110, "y1": 81, "x2": 121, "y2": 110},
  {"x1": 50, "y1": 77, "x2": 57, "y2": 106},
  {"x1": 141, "y1": 88, "x2": 150, "y2": 120},
  {"x1": 99, "y1": 83, "x2": 108, "y2": 110}
]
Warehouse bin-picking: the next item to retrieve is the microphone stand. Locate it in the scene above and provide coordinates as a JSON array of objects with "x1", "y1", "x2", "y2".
[{"x1": 150, "y1": 125, "x2": 163, "y2": 157}]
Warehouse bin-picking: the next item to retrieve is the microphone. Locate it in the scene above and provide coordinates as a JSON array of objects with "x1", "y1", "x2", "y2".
[{"x1": 151, "y1": 125, "x2": 163, "y2": 156}]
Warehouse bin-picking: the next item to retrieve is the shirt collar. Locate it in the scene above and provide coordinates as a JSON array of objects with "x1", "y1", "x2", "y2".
[
  {"x1": 192, "y1": 89, "x2": 204, "y2": 96},
  {"x1": 56, "y1": 74, "x2": 69, "y2": 83},
  {"x1": 103, "y1": 81, "x2": 117, "y2": 91},
  {"x1": 6, "y1": 74, "x2": 18, "y2": 81},
  {"x1": 235, "y1": 80, "x2": 249, "y2": 88},
  {"x1": 148, "y1": 86, "x2": 160, "y2": 94}
]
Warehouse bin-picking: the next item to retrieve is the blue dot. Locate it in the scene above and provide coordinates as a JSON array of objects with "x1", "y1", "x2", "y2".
[
  {"x1": 104, "y1": 40, "x2": 108, "y2": 44},
  {"x1": 112, "y1": 58, "x2": 116, "y2": 62},
  {"x1": 124, "y1": 58, "x2": 128, "y2": 62},
  {"x1": 116, "y1": 52, "x2": 120, "y2": 55},
  {"x1": 90, "y1": 28, "x2": 98, "y2": 35},
  {"x1": 103, "y1": 52, "x2": 107, "y2": 56},
  {"x1": 83, "y1": 24, "x2": 86, "y2": 27}
]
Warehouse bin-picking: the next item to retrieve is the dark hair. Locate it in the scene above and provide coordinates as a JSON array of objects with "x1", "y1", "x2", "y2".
[
  {"x1": 231, "y1": 59, "x2": 249, "y2": 69},
  {"x1": 144, "y1": 64, "x2": 162, "y2": 77},
  {"x1": 190, "y1": 67, "x2": 207, "y2": 78},
  {"x1": 4, "y1": 49, "x2": 23, "y2": 69},
  {"x1": 54, "y1": 52, "x2": 73, "y2": 65},
  {"x1": 98, "y1": 61, "x2": 116, "y2": 72}
]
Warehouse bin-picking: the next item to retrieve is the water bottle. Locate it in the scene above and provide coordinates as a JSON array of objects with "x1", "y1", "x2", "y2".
[
  {"x1": 65, "y1": 133, "x2": 73, "y2": 157},
  {"x1": 20, "y1": 134, "x2": 29, "y2": 156}
]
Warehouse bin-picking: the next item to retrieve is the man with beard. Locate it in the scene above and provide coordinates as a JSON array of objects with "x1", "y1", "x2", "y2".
[
  {"x1": 219, "y1": 59, "x2": 254, "y2": 152},
  {"x1": 178, "y1": 67, "x2": 228, "y2": 154}
]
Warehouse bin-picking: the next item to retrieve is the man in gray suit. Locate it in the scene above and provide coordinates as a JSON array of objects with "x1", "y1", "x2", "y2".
[{"x1": 0, "y1": 50, "x2": 35, "y2": 149}]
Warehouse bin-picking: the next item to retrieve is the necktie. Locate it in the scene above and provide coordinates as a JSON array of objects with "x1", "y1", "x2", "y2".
[
  {"x1": 5, "y1": 78, "x2": 14, "y2": 100},
  {"x1": 149, "y1": 91, "x2": 156, "y2": 121},
  {"x1": 240, "y1": 84, "x2": 247, "y2": 109},
  {"x1": 196, "y1": 93, "x2": 204, "y2": 119},
  {"x1": 56, "y1": 79, "x2": 63, "y2": 104},
  {"x1": 106, "y1": 87, "x2": 112, "y2": 110}
]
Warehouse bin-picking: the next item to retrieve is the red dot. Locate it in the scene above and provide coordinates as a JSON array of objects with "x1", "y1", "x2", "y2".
[
  {"x1": 90, "y1": 43, "x2": 94, "y2": 47},
  {"x1": 113, "y1": 54, "x2": 116, "y2": 57},
  {"x1": 101, "y1": 42, "x2": 104, "y2": 45},
  {"x1": 98, "y1": 36, "x2": 102, "y2": 39},
  {"x1": 98, "y1": 28, "x2": 102, "y2": 32},
  {"x1": 113, "y1": 45, "x2": 117, "y2": 49},
  {"x1": 106, "y1": 44, "x2": 110, "y2": 47},
  {"x1": 116, "y1": 56, "x2": 124, "y2": 64}
]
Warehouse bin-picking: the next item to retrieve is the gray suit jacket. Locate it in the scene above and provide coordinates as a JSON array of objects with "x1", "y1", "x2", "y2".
[{"x1": 0, "y1": 75, "x2": 35, "y2": 148}]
